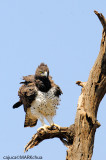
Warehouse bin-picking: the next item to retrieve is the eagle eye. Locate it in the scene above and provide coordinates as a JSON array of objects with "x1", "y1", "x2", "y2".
[{"x1": 40, "y1": 71, "x2": 43, "y2": 74}]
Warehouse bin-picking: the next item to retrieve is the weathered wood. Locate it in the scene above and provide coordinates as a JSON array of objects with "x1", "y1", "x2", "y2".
[
  {"x1": 24, "y1": 124, "x2": 75, "y2": 152},
  {"x1": 66, "y1": 10, "x2": 106, "y2": 160},
  {"x1": 24, "y1": 11, "x2": 106, "y2": 160}
]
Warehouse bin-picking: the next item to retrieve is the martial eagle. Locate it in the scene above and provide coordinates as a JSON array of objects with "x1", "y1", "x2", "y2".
[{"x1": 13, "y1": 63, "x2": 62, "y2": 131}]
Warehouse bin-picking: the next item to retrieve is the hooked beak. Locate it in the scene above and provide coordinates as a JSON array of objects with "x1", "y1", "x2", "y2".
[{"x1": 41, "y1": 71, "x2": 48, "y2": 77}]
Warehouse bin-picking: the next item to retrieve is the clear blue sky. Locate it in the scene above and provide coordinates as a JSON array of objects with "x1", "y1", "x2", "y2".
[{"x1": 0, "y1": 0, "x2": 106, "y2": 160}]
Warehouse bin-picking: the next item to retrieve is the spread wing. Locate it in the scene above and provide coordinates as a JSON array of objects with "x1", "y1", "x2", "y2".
[
  {"x1": 18, "y1": 82, "x2": 38, "y2": 112},
  {"x1": 13, "y1": 75, "x2": 37, "y2": 110},
  {"x1": 18, "y1": 82, "x2": 38, "y2": 127},
  {"x1": 13, "y1": 79, "x2": 38, "y2": 128}
]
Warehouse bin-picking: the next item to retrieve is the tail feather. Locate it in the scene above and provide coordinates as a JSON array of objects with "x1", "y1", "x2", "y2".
[
  {"x1": 24, "y1": 113, "x2": 38, "y2": 127},
  {"x1": 13, "y1": 101, "x2": 22, "y2": 109}
]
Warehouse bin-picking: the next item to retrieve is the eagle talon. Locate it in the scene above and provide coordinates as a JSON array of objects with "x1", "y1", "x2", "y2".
[
  {"x1": 51, "y1": 124, "x2": 61, "y2": 130},
  {"x1": 50, "y1": 125, "x2": 55, "y2": 130},
  {"x1": 37, "y1": 125, "x2": 50, "y2": 132}
]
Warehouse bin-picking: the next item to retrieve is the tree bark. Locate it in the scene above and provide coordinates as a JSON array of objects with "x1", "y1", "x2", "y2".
[{"x1": 24, "y1": 11, "x2": 106, "y2": 160}]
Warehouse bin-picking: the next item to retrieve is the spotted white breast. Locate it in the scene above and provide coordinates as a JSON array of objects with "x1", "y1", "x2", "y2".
[{"x1": 30, "y1": 87, "x2": 60, "y2": 119}]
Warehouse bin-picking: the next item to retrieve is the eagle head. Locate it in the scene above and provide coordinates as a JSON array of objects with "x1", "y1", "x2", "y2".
[{"x1": 35, "y1": 63, "x2": 49, "y2": 79}]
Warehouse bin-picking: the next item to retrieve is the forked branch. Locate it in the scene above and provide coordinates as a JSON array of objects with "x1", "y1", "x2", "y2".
[{"x1": 24, "y1": 124, "x2": 75, "y2": 152}]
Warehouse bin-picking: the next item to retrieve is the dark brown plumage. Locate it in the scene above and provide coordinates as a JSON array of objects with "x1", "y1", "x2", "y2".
[
  {"x1": 13, "y1": 63, "x2": 62, "y2": 129},
  {"x1": 35, "y1": 63, "x2": 49, "y2": 79}
]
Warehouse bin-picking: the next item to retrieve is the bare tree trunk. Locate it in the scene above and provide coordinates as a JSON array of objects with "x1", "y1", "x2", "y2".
[{"x1": 24, "y1": 11, "x2": 106, "y2": 160}]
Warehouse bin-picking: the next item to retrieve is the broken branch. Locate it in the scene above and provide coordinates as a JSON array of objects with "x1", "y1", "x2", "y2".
[{"x1": 24, "y1": 124, "x2": 75, "y2": 152}]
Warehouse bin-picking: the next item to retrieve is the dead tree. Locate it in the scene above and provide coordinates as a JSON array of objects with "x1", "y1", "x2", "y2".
[{"x1": 24, "y1": 11, "x2": 106, "y2": 160}]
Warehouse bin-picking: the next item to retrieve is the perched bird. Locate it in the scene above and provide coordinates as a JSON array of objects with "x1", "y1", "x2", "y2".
[{"x1": 13, "y1": 63, "x2": 62, "y2": 131}]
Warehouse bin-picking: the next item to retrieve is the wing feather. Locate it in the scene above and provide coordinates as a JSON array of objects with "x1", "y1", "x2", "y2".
[
  {"x1": 49, "y1": 76, "x2": 63, "y2": 96},
  {"x1": 18, "y1": 82, "x2": 38, "y2": 112},
  {"x1": 24, "y1": 113, "x2": 38, "y2": 127},
  {"x1": 20, "y1": 75, "x2": 35, "y2": 84}
]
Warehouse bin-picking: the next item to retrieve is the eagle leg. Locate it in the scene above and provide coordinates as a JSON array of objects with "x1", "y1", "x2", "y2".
[
  {"x1": 45, "y1": 116, "x2": 54, "y2": 126},
  {"x1": 45, "y1": 116, "x2": 60, "y2": 130},
  {"x1": 37, "y1": 116, "x2": 50, "y2": 132}
]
